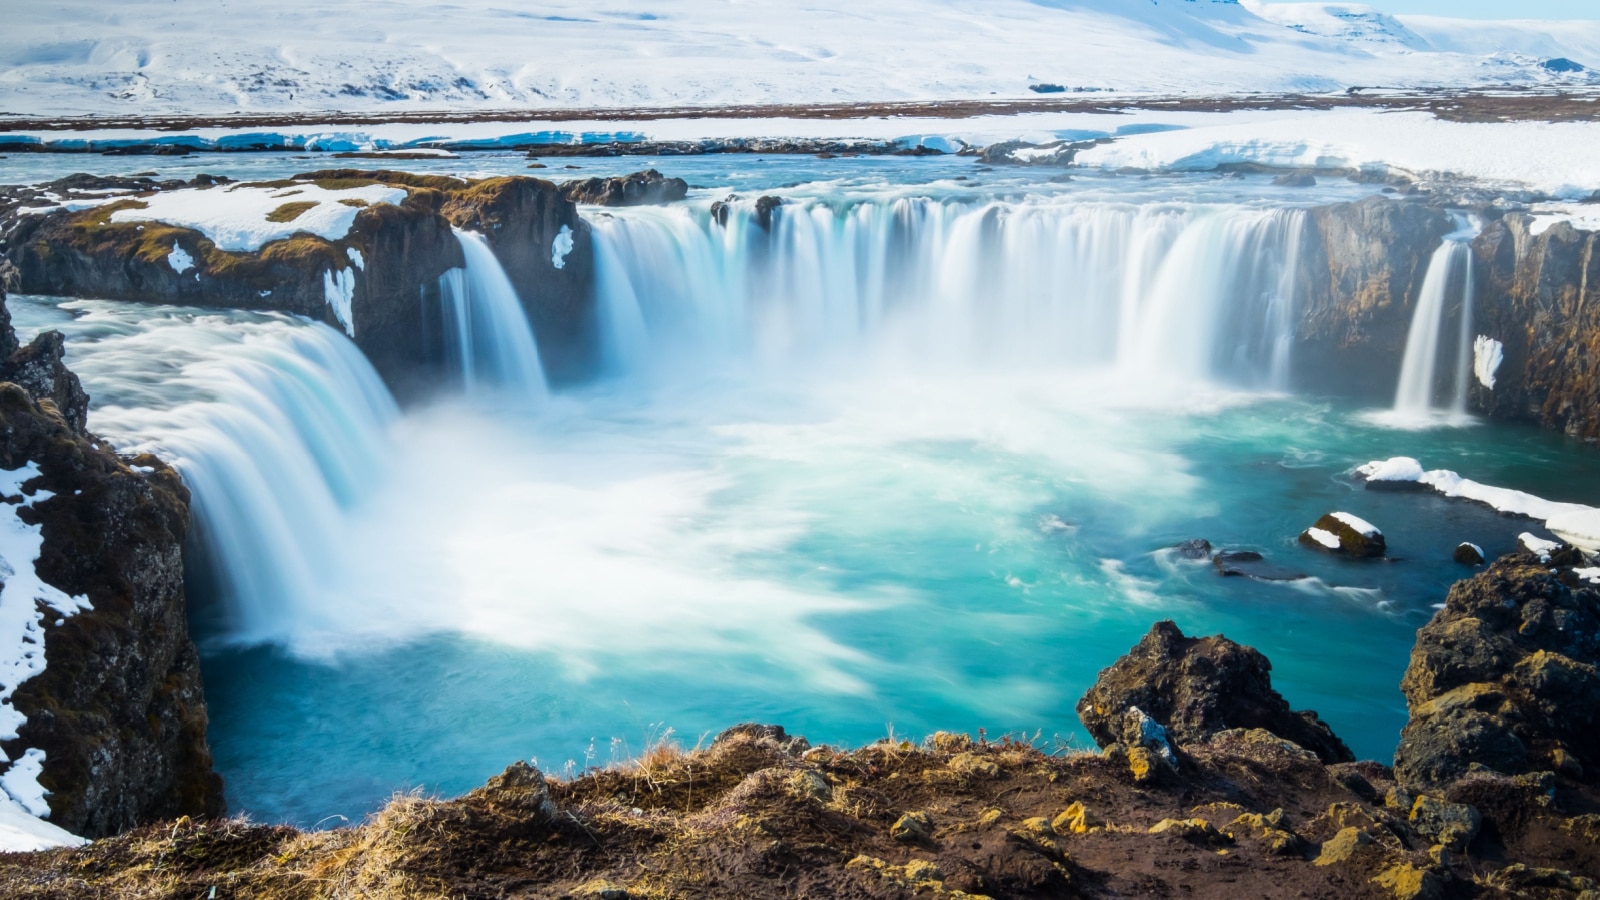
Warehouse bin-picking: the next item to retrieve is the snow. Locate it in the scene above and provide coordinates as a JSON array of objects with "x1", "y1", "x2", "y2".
[
  {"x1": 0, "y1": 790, "x2": 83, "y2": 853},
  {"x1": 1330, "y1": 511, "x2": 1380, "y2": 537},
  {"x1": 0, "y1": 749, "x2": 50, "y2": 818},
  {"x1": 346, "y1": 247, "x2": 365, "y2": 270},
  {"x1": 1548, "y1": 509, "x2": 1600, "y2": 554},
  {"x1": 1358, "y1": 456, "x2": 1600, "y2": 553},
  {"x1": 1574, "y1": 567, "x2": 1600, "y2": 585},
  {"x1": 109, "y1": 184, "x2": 407, "y2": 253},
  {"x1": 551, "y1": 225, "x2": 574, "y2": 270},
  {"x1": 324, "y1": 268, "x2": 356, "y2": 338},
  {"x1": 1305, "y1": 526, "x2": 1342, "y2": 549},
  {"x1": 1528, "y1": 203, "x2": 1600, "y2": 236},
  {"x1": 0, "y1": 463, "x2": 91, "y2": 850},
  {"x1": 1075, "y1": 109, "x2": 1600, "y2": 199},
  {"x1": 1356, "y1": 456, "x2": 1425, "y2": 482},
  {"x1": 1, "y1": 1, "x2": 1598, "y2": 118},
  {"x1": 166, "y1": 242, "x2": 194, "y2": 274},
  {"x1": 1473, "y1": 336, "x2": 1503, "y2": 389},
  {"x1": 1520, "y1": 532, "x2": 1561, "y2": 561}
]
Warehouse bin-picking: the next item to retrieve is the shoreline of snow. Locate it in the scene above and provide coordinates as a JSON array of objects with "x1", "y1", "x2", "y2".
[
  {"x1": 5, "y1": 106, "x2": 1600, "y2": 199},
  {"x1": 1356, "y1": 456, "x2": 1600, "y2": 553}
]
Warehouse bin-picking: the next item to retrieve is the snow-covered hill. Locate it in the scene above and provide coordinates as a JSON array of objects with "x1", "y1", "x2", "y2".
[{"x1": 1, "y1": 0, "x2": 1598, "y2": 118}]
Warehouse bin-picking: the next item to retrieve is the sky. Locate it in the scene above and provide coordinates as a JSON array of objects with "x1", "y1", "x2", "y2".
[{"x1": 1265, "y1": 0, "x2": 1600, "y2": 17}]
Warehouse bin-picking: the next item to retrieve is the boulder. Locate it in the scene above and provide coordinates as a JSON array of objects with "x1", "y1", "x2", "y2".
[
  {"x1": 1454, "y1": 543, "x2": 1486, "y2": 566},
  {"x1": 1273, "y1": 172, "x2": 1318, "y2": 187},
  {"x1": 1076, "y1": 621, "x2": 1353, "y2": 763},
  {"x1": 1395, "y1": 551, "x2": 1600, "y2": 789},
  {"x1": 558, "y1": 169, "x2": 688, "y2": 207},
  {"x1": 1299, "y1": 512, "x2": 1386, "y2": 557},
  {"x1": 1173, "y1": 539, "x2": 1212, "y2": 560}
]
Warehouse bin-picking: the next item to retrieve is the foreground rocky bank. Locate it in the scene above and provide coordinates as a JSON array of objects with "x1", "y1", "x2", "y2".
[
  {"x1": 1, "y1": 549, "x2": 1594, "y2": 898},
  {"x1": 0, "y1": 284, "x2": 222, "y2": 843}
]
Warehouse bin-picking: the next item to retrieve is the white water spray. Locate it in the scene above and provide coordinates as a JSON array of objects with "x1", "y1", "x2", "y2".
[
  {"x1": 438, "y1": 229, "x2": 549, "y2": 399},
  {"x1": 590, "y1": 198, "x2": 1305, "y2": 389}
]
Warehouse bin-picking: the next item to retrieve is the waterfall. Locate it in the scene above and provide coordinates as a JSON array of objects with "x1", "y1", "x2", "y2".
[
  {"x1": 73, "y1": 315, "x2": 399, "y2": 646},
  {"x1": 438, "y1": 228, "x2": 549, "y2": 399},
  {"x1": 1393, "y1": 236, "x2": 1475, "y2": 419},
  {"x1": 589, "y1": 198, "x2": 1306, "y2": 388}
]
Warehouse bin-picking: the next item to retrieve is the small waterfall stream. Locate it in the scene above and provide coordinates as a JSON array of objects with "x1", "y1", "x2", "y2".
[
  {"x1": 1393, "y1": 231, "x2": 1477, "y2": 421},
  {"x1": 438, "y1": 228, "x2": 549, "y2": 399}
]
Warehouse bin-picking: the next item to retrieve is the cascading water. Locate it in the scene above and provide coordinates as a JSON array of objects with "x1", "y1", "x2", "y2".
[
  {"x1": 437, "y1": 228, "x2": 549, "y2": 399},
  {"x1": 37, "y1": 304, "x2": 400, "y2": 648},
  {"x1": 590, "y1": 198, "x2": 1306, "y2": 389},
  {"x1": 1392, "y1": 230, "x2": 1477, "y2": 421}
]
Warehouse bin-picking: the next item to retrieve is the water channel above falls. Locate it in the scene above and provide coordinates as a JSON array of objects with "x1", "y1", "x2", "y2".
[{"x1": 8, "y1": 154, "x2": 1600, "y2": 828}]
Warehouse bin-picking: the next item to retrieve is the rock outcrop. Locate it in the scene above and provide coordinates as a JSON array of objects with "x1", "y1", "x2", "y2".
[
  {"x1": 558, "y1": 169, "x2": 688, "y2": 206},
  {"x1": 1077, "y1": 620, "x2": 1354, "y2": 764},
  {"x1": 438, "y1": 174, "x2": 594, "y2": 380},
  {"x1": 1298, "y1": 511, "x2": 1387, "y2": 558},
  {"x1": 1395, "y1": 549, "x2": 1600, "y2": 790},
  {"x1": 4, "y1": 170, "x2": 597, "y2": 391},
  {"x1": 0, "y1": 286, "x2": 223, "y2": 838},
  {"x1": 1470, "y1": 214, "x2": 1600, "y2": 440}
]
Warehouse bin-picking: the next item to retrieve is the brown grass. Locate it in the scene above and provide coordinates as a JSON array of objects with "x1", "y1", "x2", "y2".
[{"x1": 266, "y1": 201, "x2": 320, "y2": 223}]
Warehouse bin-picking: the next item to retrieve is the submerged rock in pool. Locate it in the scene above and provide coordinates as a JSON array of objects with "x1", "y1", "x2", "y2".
[
  {"x1": 1077, "y1": 620, "x2": 1354, "y2": 764},
  {"x1": 1212, "y1": 549, "x2": 1306, "y2": 581},
  {"x1": 1173, "y1": 538, "x2": 1213, "y2": 560},
  {"x1": 1299, "y1": 512, "x2": 1386, "y2": 558}
]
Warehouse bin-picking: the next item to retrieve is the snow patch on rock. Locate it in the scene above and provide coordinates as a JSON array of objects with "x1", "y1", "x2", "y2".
[
  {"x1": 0, "y1": 463, "x2": 91, "y2": 849},
  {"x1": 166, "y1": 242, "x2": 194, "y2": 274},
  {"x1": 324, "y1": 267, "x2": 356, "y2": 337},
  {"x1": 551, "y1": 225, "x2": 574, "y2": 270},
  {"x1": 346, "y1": 247, "x2": 365, "y2": 270},
  {"x1": 1305, "y1": 526, "x2": 1341, "y2": 549},
  {"x1": 110, "y1": 183, "x2": 406, "y2": 253},
  {"x1": 1473, "y1": 335, "x2": 1503, "y2": 390},
  {"x1": 1330, "y1": 511, "x2": 1380, "y2": 538},
  {"x1": 1520, "y1": 532, "x2": 1562, "y2": 562}
]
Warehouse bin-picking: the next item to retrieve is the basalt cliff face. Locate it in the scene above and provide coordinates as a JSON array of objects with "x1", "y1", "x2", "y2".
[
  {"x1": 1292, "y1": 196, "x2": 1456, "y2": 400},
  {"x1": 1471, "y1": 215, "x2": 1600, "y2": 440},
  {"x1": 2, "y1": 171, "x2": 596, "y2": 393},
  {"x1": 0, "y1": 285, "x2": 222, "y2": 839}
]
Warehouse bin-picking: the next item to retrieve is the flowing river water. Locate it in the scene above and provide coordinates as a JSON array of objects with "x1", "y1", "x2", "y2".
[{"x1": 7, "y1": 153, "x2": 1600, "y2": 827}]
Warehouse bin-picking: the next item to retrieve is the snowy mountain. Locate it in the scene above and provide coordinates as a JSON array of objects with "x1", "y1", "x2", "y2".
[{"x1": 1, "y1": 0, "x2": 1597, "y2": 118}]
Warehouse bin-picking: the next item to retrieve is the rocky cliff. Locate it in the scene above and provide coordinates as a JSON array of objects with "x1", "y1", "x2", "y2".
[
  {"x1": 1292, "y1": 196, "x2": 1456, "y2": 399},
  {"x1": 2, "y1": 171, "x2": 597, "y2": 392},
  {"x1": 0, "y1": 285, "x2": 222, "y2": 839},
  {"x1": 1471, "y1": 214, "x2": 1600, "y2": 440}
]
